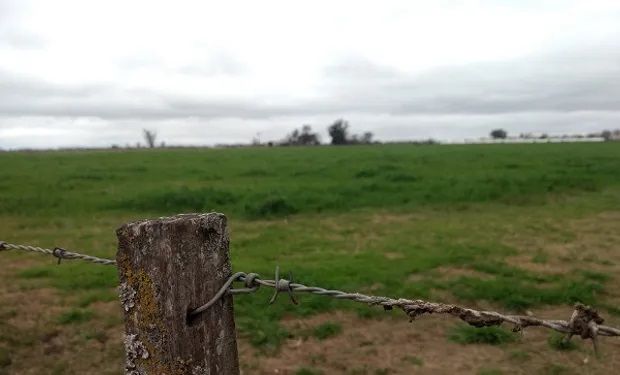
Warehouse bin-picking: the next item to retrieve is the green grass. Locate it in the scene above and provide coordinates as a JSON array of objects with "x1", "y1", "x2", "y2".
[
  {"x1": 448, "y1": 325, "x2": 517, "y2": 345},
  {"x1": 580, "y1": 270, "x2": 610, "y2": 283},
  {"x1": 0, "y1": 143, "x2": 619, "y2": 351},
  {"x1": 0, "y1": 348, "x2": 11, "y2": 368},
  {"x1": 507, "y1": 350, "x2": 530, "y2": 361},
  {"x1": 295, "y1": 367, "x2": 323, "y2": 375},
  {"x1": 604, "y1": 305, "x2": 620, "y2": 317},
  {"x1": 478, "y1": 369, "x2": 503, "y2": 375},
  {"x1": 81, "y1": 329, "x2": 108, "y2": 343},
  {"x1": 531, "y1": 251, "x2": 549, "y2": 264},
  {"x1": 57, "y1": 308, "x2": 94, "y2": 325},
  {"x1": 1, "y1": 143, "x2": 618, "y2": 219},
  {"x1": 403, "y1": 355, "x2": 424, "y2": 366},
  {"x1": 544, "y1": 364, "x2": 572, "y2": 375},
  {"x1": 312, "y1": 322, "x2": 342, "y2": 340},
  {"x1": 76, "y1": 289, "x2": 119, "y2": 307},
  {"x1": 19, "y1": 264, "x2": 118, "y2": 291},
  {"x1": 547, "y1": 332, "x2": 578, "y2": 351},
  {"x1": 447, "y1": 274, "x2": 605, "y2": 310},
  {"x1": 235, "y1": 311, "x2": 290, "y2": 350}
]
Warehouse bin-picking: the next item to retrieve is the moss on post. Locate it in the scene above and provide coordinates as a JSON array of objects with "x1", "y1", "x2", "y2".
[{"x1": 116, "y1": 213, "x2": 239, "y2": 375}]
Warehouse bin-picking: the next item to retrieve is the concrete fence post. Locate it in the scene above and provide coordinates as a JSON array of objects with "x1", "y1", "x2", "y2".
[{"x1": 116, "y1": 213, "x2": 240, "y2": 374}]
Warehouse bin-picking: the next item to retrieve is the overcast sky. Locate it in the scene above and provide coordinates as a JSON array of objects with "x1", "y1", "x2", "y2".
[{"x1": 1, "y1": 0, "x2": 619, "y2": 148}]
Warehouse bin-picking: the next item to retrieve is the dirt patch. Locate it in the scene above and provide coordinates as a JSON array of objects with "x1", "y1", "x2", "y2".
[
  {"x1": 505, "y1": 253, "x2": 568, "y2": 275},
  {"x1": 370, "y1": 212, "x2": 421, "y2": 225},
  {"x1": 238, "y1": 309, "x2": 620, "y2": 375},
  {"x1": 505, "y1": 211, "x2": 620, "y2": 277},
  {"x1": 409, "y1": 266, "x2": 493, "y2": 283},
  {"x1": 436, "y1": 266, "x2": 494, "y2": 280},
  {"x1": 0, "y1": 257, "x2": 124, "y2": 375},
  {"x1": 384, "y1": 252, "x2": 405, "y2": 260}
]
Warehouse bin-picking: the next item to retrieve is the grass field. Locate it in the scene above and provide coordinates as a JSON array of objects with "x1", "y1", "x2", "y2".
[{"x1": 1, "y1": 143, "x2": 619, "y2": 374}]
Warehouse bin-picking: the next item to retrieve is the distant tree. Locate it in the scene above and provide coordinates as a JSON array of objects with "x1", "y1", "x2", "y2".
[
  {"x1": 143, "y1": 129, "x2": 157, "y2": 148},
  {"x1": 328, "y1": 119, "x2": 349, "y2": 145},
  {"x1": 490, "y1": 129, "x2": 507, "y2": 139},
  {"x1": 601, "y1": 130, "x2": 612, "y2": 141},
  {"x1": 252, "y1": 132, "x2": 263, "y2": 146},
  {"x1": 361, "y1": 132, "x2": 373, "y2": 144},
  {"x1": 288, "y1": 129, "x2": 300, "y2": 144},
  {"x1": 282, "y1": 125, "x2": 320, "y2": 146},
  {"x1": 298, "y1": 125, "x2": 320, "y2": 145}
]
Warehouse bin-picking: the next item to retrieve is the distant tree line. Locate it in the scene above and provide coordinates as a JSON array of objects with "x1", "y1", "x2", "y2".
[
  {"x1": 327, "y1": 119, "x2": 374, "y2": 145},
  {"x1": 131, "y1": 125, "x2": 619, "y2": 151},
  {"x1": 600, "y1": 129, "x2": 620, "y2": 141},
  {"x1": 490, "y1": 128, "x2": 620, "y2": 141},
  {"x1": 279, "y1": 119, "x2": 374, "y2": 146},
  {"x1": 281, "y1": 125, "x2": 321, "y2": 146}
]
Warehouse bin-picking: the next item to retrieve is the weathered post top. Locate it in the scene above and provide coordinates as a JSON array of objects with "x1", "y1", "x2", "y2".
[{"x1": 116, "y1": 213, "x2": 240, "y2": 375}]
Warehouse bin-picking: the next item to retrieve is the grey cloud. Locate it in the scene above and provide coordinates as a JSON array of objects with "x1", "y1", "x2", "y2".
[
  {"x1": 0, "y1": 72, "x2": 286, "y2": 119},
  {"x1": 1, "y1": 42, "x2": 619, "y2": 121},
  {"x1": 321, "y1": 42, "x2": 620, "y2": 115},
  {"x1": 0, "y1": 70, "x2": 103, "y2": 98}
]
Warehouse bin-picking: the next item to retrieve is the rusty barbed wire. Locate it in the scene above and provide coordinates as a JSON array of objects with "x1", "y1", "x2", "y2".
[
  {"x1": 0, "y1": 241, "x2": 116, "y2": 265},
  {"x1": 2, "y1": 240, "x2": 619, "y2": 352},
  {"x1": 191, "y1": 267, "x2": 620, "y2": 353}
]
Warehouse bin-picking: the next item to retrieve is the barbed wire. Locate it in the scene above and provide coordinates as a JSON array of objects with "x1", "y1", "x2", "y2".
[
  {"x1": 2, "y1": 240, "x2": 619, "y2": 353},
  {"x1": 0, "y1": 241, "x2": 116, "y2": 265},
  {"x1": 191, "y1": 268, "x2": 620, "y2": 354}
]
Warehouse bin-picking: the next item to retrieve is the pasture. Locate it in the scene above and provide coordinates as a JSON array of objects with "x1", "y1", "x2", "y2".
[{"x1": 1, "y1": 143, "x2": 620, "y2": 374}]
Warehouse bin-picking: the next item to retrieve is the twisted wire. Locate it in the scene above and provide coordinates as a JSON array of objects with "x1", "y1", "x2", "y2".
[
  {"x1": 0, "y1": 241, "x2": 116, "y2": 265},
  {"x1": 190, "y1": 271, "x2": 620, "y2": 352}
]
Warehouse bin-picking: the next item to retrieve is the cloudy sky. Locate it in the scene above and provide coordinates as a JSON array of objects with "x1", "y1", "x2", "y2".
[{"x1": 1, "y1": 0, "x2": 619, "y2": 148}]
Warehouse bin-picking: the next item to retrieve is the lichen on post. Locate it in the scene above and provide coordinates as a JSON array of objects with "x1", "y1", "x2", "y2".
[{"x1": 116, "y1": 213, "x2": 240, "y2": 375}]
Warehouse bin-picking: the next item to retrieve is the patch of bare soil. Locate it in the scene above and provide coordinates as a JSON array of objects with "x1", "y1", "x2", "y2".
[
  {"x1": 238, "y1": 309, "x2": 620, "y2": 375},
  {"x1": 370, "y1": 212, "x2": 421, "y2": 225},
  {"x1": 408, "y1": 266, "x2": 494, "y2": 283},
  {"x1": 505, "y1": 211, "x2": 620, "y2": 304},
  {"x1": 0, "y1": 257, "x2": 124, "y2": 375}
]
